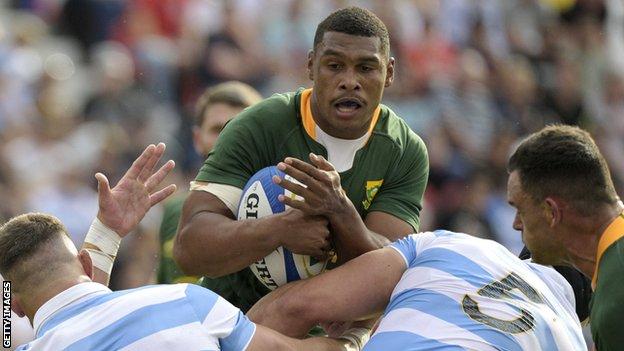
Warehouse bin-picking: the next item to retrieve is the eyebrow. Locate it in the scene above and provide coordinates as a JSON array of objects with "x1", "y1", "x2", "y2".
[{"x1": 320, "y1": 49, "x2": 381, "y2": 64}]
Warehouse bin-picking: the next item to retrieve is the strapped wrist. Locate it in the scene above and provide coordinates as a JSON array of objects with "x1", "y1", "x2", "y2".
[
  {"x1": 337, "y1": 327, "x2": 371, "y2": 351},
  {"x1": 84, "y1": 218, "x2": 121, "y2": 273}
]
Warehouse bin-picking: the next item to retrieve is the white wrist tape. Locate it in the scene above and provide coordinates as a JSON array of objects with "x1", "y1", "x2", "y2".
[
  {"x1": 84, "y1": 218, "x2": 121, "y2": 273},
  {"x1": 338, "y1": 327, "x2": 371, "y2": 351},
  {"x1": 85, "y1": 218, "x2": 121, "y2": 256},
  {"x1": 85, "y1": 249, "x2": 115, "y2": 275}
]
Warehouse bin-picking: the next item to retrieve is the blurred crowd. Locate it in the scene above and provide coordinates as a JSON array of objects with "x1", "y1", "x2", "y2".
[{"x1": 1, "y1": 0, "x2": 623, "y2": 289}]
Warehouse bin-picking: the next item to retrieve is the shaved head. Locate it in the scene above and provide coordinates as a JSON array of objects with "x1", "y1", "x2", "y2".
[{"x1": 0, "y1": 213, "x2": 85, "y2": 294}]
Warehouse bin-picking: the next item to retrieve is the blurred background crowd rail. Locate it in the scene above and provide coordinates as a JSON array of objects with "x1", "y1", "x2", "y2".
[{"x1": 1, "y1": 0, "x2": 623, "y2": 289}]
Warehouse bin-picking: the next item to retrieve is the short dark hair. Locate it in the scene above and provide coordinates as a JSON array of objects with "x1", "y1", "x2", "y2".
[
  {"x1": 508, "y1": 125, "x2": 618, "y2": 214},
  {"x1": 195, "y1": 81, "x2": 262, "y2": 126},
  {"x1": 0, "y1": 213, "x2": 67, "y2": 276},
  {"x1": 313, "y1": 7, "x2": 390, "y2": 57}
]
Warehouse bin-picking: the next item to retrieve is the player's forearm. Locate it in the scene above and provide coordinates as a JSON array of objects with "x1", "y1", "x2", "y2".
[
  {"x1": 173, "y1": 212, "x2": 284, "y2": 277},
  {"x1": 248, "y1": 279, "x2": 319, "y2": 337},
  {"x1": 82, "y1": 240, "x2": 112, "y2": 285},
  {"x1": 81, "y1": 218, "x2": 123, "y2": 286},
  {"x1": 249, "y1": 324, "x2": 350, "y2": 351},
  {"x1": 329, "y1": 202, "x2": 389, "y2": 262}
]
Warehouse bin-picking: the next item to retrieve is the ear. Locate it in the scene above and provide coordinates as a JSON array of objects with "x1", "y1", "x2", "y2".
[
  {"x1": 543, "y1": 197, "x2": 562, "y2": 227},
  {"x1": 307, "y1": 50, "x2": 314, "y2": 81},
  {"x1": 385, "y1": 57, "x2": 395, "y2": 87},
  {"x1": 11, "y1": 296, "x2": 26, "y2": 318},
  {"x1": 78, "y1": 249, "x2": 94, "y2": 280}
]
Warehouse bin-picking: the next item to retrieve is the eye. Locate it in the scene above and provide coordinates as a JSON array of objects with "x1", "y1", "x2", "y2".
[
  {"x1": 327, "y1": 63, "x2": 342, "y2": 70},
  {"x1": 360, "y1": 65, "x2": 374, "y2": 72}
]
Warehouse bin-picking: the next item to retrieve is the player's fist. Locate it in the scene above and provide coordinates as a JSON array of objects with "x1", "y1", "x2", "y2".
[{"x1": 277, "y1": 208, "x2": 332, "y2": 260}]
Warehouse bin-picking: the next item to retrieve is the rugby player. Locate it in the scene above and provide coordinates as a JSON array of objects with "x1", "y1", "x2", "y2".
[
  {"x1": 0, "y1": 144, "x2": 360, "y2": 351},
  {"x1": 158, "y1": 81, "x2": 261, "y2": 285},
  {"x1": 174, "y1": 6, "x2": 429, "y2": 312},
  {"x1": 507, "y1": 125, "x2": 624, "y2": 350},
  {"x1": 248, "y1": 230, "x2": 587, "y2": 350}
]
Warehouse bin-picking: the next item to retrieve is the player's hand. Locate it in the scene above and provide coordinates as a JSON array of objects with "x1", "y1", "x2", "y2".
[
  {"x1": 273, "y1": 153, "x2": 350, "y2": 220},
  {"x1": 321, "y1": 321, "x2": 352, "y2": 338},
  {"x1": 95, "y1": 143, "x2": 177, "y2": 237},
  {"x1": 278, "y1": 208, "x2": 331, "y2": 260}
]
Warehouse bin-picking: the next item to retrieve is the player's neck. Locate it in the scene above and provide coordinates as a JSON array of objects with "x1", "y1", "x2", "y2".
[
  {"x1": 563, "y1": 203, "x2": 624, "y2": 278},
  {"x1": 26, "y1": 275, "x2": 91, "y2": 322}
]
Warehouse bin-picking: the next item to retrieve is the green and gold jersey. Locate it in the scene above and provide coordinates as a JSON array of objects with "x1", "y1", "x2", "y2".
[
  {"x1": 195, "y1": 88, "x2": 429, "y2": 311},
  {"x1": 590, "y1": 212, "x2": 624, "y2": 351},
  {"x1": 157, "y1": 193, "x2": 199, "y2": 284}
]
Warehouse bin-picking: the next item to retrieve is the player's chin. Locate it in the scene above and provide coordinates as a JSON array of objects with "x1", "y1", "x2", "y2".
[{"x1": 530, "y1": 251, "x2": 554, "y2": 265}]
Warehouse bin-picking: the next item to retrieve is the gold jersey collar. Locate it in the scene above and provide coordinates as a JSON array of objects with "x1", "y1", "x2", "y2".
[{"x1": 592, "y1": 212, "x2": 624, "y2": 289}]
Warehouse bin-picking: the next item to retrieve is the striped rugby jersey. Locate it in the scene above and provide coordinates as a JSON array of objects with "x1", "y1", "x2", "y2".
[
  {"x1": 364, "y1": 231, "x2": 586, "y2": 351},
  {"x1": 18, "y1": 282, "x2": 255, "y2": 350}
]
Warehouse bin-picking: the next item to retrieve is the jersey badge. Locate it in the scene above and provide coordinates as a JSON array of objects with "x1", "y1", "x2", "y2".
[{"x1": 362, "y1": 180, "x2": 383, "y2": 210}]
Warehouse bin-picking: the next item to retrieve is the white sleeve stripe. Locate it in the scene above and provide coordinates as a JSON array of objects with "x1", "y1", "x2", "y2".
[
  {"x1": 388, "y1": 245, "x2": 409, "y2": 267},
  {"x1": 189, "y1": 182, "x2": 242, "y2": 215}
]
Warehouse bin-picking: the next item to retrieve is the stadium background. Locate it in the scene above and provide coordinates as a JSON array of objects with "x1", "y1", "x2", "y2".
[{"x1": 0, "y1": 0, "x2": 622, "y2": 295}]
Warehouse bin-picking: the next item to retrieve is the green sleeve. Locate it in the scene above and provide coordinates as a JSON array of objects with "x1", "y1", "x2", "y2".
[
  {"x1": 592, "y1": 240, "x2": 624, "y2": 351},
  {"x1": 158, "y1": 195, "x2": 184, "y2": 243},
  {"x1": 368, "y1": 131, "x2": 429, "y2": 232},
  {"x1": 195, "y1": 93, "x2": 294, "y2": 188},
  {"x1": 157, "y1": 194, "x2": 198, "y2": 284}
]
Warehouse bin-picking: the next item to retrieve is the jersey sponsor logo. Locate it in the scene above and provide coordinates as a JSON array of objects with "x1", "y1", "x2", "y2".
[{"x1": 362, "y1": 180, "x2": 383, "y2": 210}]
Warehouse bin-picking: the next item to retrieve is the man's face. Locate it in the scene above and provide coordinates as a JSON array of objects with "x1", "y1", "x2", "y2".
[
  {"x1": 507, "y1": 171, "x2": 565, "y2": 265},
  {"x1": 193, "y1": 103, "x2": 244, "y2": 157},
  {"x1": 308, "y1": 31, "x2": 394, "y2": 139}
]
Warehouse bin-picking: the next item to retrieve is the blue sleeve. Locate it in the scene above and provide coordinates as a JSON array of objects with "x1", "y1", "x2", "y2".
[{"x1": 220, "y1": 312, "x2": 256, "y2": 351}]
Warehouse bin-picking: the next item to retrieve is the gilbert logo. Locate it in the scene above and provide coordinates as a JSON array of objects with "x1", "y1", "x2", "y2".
[
  {"x1": 2, "y1": 281, "x2": 10, "y2": 348},
  {"x1": 362, "y1": 180, "x2": 383, "y2": 210}
]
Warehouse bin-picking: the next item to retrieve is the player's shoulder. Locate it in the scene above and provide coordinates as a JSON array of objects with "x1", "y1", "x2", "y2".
[
  {"x1": 374, "y1": 104, "x2": 427, "y2": 154},
  {"x1": 182, "y1": 282, "x2": 219, "y2": 301},
  {"x1": 411, "y1": 230, "x2": 514, "y2": 261},
  {"x1": 231, "y1": 90, "x2": 300, "y2": 128},
  {"x1": 525, "y1": 262, "x2": 572, "y2": 295},
  {"x1": 167, "y1": 283, "x2": 225, "y2": 317}
]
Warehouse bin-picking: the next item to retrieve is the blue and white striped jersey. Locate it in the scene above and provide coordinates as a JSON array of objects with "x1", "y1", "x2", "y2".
[
  {"x1": 364, "y1": 231, "x2": 586, "y2": 351},
  {"x1": 18, "y1": 282, "x2": 255, "y2": 351}
]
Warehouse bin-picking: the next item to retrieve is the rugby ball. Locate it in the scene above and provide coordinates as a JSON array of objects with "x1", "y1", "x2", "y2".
[{"x1": 237, "y1": 166, "x2": 328, "y2": 290}]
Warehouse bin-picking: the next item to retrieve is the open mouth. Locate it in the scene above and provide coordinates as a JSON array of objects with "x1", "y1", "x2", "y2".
[{"x1": 334, "y1": 98, "x2": 363, "y2": 116}]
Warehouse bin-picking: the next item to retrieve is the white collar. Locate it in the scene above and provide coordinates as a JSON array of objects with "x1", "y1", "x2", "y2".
[{"x1": 33, "y1": 282, "x2": 111, "y2": 336}]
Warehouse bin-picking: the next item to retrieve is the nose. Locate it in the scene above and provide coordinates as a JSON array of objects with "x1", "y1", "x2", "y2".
[
  {"x1": 339, "y1": 68, "x2": 361, "y2": 91},
  {"x1": 512, "y1": 213, "x2": 523, "y2": 231}
]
